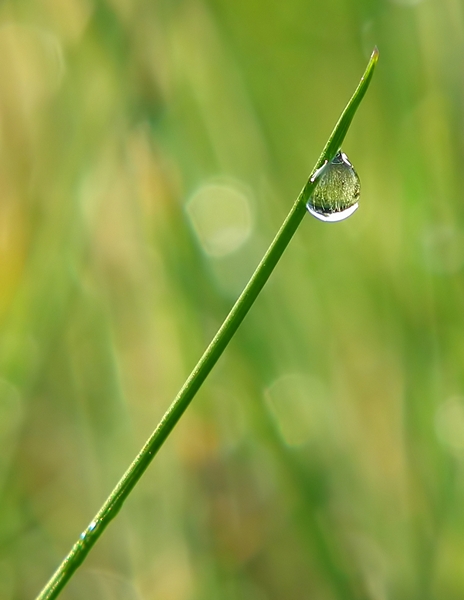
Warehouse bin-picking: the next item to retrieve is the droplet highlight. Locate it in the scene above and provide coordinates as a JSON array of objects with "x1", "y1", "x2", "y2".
[{"x1": 307, "y1": 151, "x2": 360, "y2": 222}]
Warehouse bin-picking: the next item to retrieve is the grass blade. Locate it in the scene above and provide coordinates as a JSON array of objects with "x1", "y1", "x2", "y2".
[{"x1": 36, "y1": 46, "x2": 379, "y2": 600}]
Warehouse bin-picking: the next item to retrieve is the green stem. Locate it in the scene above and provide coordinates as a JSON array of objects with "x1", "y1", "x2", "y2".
[{"x1": 36, "y1": 47, "x2": 378, "y2": 600}]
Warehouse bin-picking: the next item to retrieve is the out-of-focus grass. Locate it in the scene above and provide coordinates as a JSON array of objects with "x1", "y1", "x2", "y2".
[{"x1": 1, "y1": 1, "x2": 464, "y2": 599}]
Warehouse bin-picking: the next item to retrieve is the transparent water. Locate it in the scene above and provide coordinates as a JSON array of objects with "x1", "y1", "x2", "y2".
[{"x1": 307, "y1": 151, "x2": 360, "y2": 222}]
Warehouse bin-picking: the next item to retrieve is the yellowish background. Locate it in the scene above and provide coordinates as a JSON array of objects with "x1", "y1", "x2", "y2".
[{"x1": 1, "y1": 0, "x2": 464, "y2": 598}]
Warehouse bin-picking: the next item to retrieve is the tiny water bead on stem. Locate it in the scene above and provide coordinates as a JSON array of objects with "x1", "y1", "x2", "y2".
[{"x1": 307, "y1": 150, "x2": 360, "y2": 222}]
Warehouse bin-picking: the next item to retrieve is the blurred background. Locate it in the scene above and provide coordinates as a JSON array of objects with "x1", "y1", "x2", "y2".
[{"x1": 1, "y1": 0, "x2": 464, "y2": 598}]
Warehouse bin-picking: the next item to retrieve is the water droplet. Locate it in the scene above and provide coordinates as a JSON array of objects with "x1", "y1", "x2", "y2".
[
  {"x1": 307, "y1": 151, "x2": 360, "y2": 222},
  {"x1": 88, "y1": 521, "x2": 97, "y2": 532},
  {"x1": 80, "y1": 520, "x2": 97, "y2": 540}
]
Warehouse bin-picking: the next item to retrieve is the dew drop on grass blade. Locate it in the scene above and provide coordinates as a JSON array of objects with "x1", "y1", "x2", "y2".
[{"x1": 307, "y1": 150, "x2": 360, "y2": 222}]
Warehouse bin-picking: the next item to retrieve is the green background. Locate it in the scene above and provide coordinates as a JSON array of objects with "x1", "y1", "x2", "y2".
[{"x1": 1, "y1": 0, "x2": 464, "y2": 598}]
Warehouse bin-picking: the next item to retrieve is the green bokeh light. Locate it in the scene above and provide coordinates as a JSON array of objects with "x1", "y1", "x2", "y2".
[{"x1": 1, "y1": 0, "x2": 464, "y2": 598}]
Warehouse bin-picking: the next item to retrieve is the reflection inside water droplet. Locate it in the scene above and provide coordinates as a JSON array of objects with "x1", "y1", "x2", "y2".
[{"x1": 307, "y1": 150, "x2": 360, "y2": 222}]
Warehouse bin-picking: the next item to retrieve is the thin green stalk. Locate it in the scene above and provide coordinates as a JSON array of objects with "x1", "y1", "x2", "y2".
[{"x1": 36, "y1": 47, "x2": 378, "y2": 600}]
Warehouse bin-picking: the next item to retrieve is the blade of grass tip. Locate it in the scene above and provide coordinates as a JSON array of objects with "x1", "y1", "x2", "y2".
[
  {"x1": 299, "y1": 46, "x2": 379, "y2": 203},
  {"x1": 36, "y1": 46, "x2": 379, "y2": 600}
]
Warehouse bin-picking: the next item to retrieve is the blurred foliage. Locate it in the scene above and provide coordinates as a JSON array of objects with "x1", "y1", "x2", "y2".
[{"x1": 1, "y1": 0, "x2": 464, "y2": 599}]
